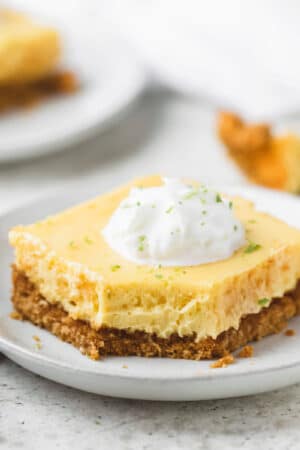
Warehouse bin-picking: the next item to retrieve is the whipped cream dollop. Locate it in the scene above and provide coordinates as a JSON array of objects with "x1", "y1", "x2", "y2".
[{"x1": 102, "y1": 178, "x2": 245, "y2": 266}]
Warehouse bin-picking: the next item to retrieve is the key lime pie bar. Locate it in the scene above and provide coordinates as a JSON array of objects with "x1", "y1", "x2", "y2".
[
  {"x1": 9, "y1": 176, "x2": 300, "y2": 360},
  {"x1": 0, "y1": 9, "x2": 77, "y2": 113},
  {"x1": 218, "y1": 112, "x2": 300, "y2": 193}
]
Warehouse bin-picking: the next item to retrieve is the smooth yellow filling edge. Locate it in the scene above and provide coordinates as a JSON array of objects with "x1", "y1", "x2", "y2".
[{"x1": 9, "y1": 230, "x2": 300, "y2": 340}]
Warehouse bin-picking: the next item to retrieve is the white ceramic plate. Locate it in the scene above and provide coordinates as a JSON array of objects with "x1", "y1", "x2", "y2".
[
  {"x1": 1, "y1": 185, "x2": 300, "y2": 401},
  {"x1": 0, "y1": 35, "x2": 146, "y2": 162}
]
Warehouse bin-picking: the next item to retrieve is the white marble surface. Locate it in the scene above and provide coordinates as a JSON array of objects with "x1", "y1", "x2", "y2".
[{"x1": 1, "y1": 91, "x2": 300, "y2": 450}]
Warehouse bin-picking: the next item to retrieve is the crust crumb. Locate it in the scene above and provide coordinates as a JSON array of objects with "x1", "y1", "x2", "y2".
[
  {"x1": 238, "y1": 345, "x2": 254, "y2": 358},
  {"x1": 33, "y1": 335, "x2": 42, "y2": 349},
  {"x1": 87, "y1": 348, "x2": 100, "y2": 360},
  {"x1": 210, "y1": 354, "x2": 235, "y2": 369},
  {"x1": 284, "y1": 329, "x2": 296, "y2": 336},
  {"x1": 122, "y1": 364, "x2": 128, "y2": 369},
  {"x1": 10, "y1": 310, "x2": 22, "y2": 320}
]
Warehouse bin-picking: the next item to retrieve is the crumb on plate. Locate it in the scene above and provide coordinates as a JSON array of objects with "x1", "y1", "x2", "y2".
[
  {"x1": 210, "y1": 354, "x2": 235, "y2": 369},
  {"x1": 10, "y1": 310, "x2": 22, "y2": 320},
  {"x1": 284, "y1": 329, "x2": 296, "y2": 336},
  {"x1": 33, "y1": 335, "x2": 42, "y2": 349}
]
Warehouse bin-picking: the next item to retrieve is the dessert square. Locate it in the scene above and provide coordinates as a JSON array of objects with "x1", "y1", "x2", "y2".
[
  {"x1": 0, "y1": 9, "x2": 77, "y2": 113},
  {"x1": 218, "y1": 112, "x2": 300, "y2": 193},
  {"x1": 9, "y1": 176, "x2": 300, "y2": 359},
  {"x1": 0, "y1": 9, "x2": 60, "y2": 86}
]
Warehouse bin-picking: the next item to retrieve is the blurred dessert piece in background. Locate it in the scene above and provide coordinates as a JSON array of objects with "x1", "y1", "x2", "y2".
[
  {"x1": 0, "y1": 9, "x2": 60, "y2": 85},
  {"x1": 0, "y1": 9, "x2": 78, "y2": 113},
  {"x1": 218, "y1": 112, "x2": 300, "y2": 194}
]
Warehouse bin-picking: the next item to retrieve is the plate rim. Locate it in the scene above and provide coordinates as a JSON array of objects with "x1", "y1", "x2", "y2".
[
  {"x1": 0, "y1": 42, "x2": 147, "y2": 163},
  {"x1": 1, "y1": 329, "x2": 300, "y2": 382}
]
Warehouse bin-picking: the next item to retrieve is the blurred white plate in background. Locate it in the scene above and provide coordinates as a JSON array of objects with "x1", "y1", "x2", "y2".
[
  {"x1": 0, "y1": 35, "x2": 146, "y2": 162},
  {"x1": 1, "y1": 184, "x2": 300, "y2": 400}
]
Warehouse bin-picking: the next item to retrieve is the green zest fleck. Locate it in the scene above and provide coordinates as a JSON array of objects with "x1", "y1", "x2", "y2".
[
  {"x1": 173, "y1": 268, "x2": 187, "y2": 275},
  {"x1": 69, "y1": 240, "x2": 77, "y2": 249},
  {"x1": 165, "y1": 206, "x2": 174, "y2": 214},
  {"x1": 84, "y1": 236, "x2": 93, "y2": 245},
  {"x1": 244, "y1": 242, "x2": 262, "y2": 254},
  {"x1": 111, "y1": 265, "x2": 121, "y2": 272},
  {"x1": 233, "y1": 225, "x2": 238, "y2": 231},
  {"x1": 200, "y1": 198, "x2": 206, "y2": 205},
  {"x1": 136, "y1": 201, "x2": 141, "y2": 207},
  {"x1": 183, "y1": 189, "x2": 198, "y2": 200},
  {"x1": 155, "y1": 273, "x2": 163, "y2": 279},
  {"x1": 201, "y1": 221, "x2": 205, "y2": 226},
  {"x1": 229, "y1": 201, "x2": 233, "y2": 209},
  {"x1": 258, "y1": 298, "x2": 270, "y2": 307},
  {"x1": 248, "y1": 219, "x2": 257, "y2": 224},
  {"x1": 202, "y1": 210, "x2": 207, "y2": 215},
  {"x1": 151, "y1": 204, "x2": 156, "y2": 208},
  {"x1": 215, "y1": 193, "x2": 222, "y2": 203},
  {"x1": 138, "y1": 235, "x2": 146, "y2": 252}
]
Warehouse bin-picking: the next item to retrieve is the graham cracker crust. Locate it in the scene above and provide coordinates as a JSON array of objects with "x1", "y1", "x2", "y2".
[
  {"x1": 11, "y1": 266, "x2": 300, "y2": 360},
  {"x1": 0, "y1": 71, "x2": 78, "y2": 114}
]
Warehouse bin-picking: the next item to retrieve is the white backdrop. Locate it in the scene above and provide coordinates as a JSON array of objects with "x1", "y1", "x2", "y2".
[{"x1": 8, "y1": 0, "x2": 300, "y2": 120}]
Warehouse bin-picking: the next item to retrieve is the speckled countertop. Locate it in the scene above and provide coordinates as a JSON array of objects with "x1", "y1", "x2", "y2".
[
  {"x1": 2, "y1": 357, "x2": 300, "y2": 450},
  {"x1": 1, "y1": 92, "x2": 299, "y2": 450}
]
